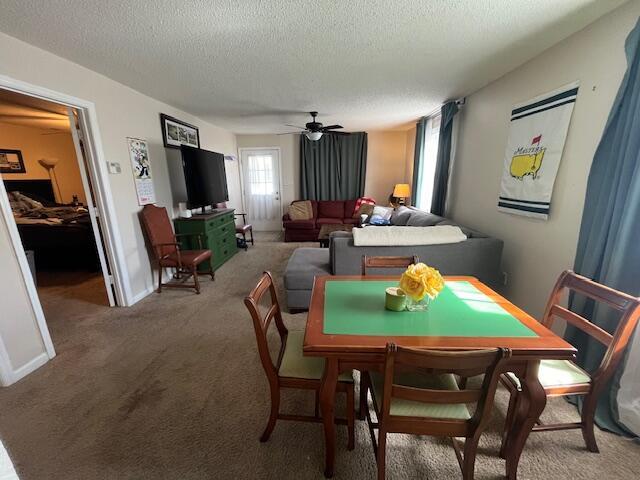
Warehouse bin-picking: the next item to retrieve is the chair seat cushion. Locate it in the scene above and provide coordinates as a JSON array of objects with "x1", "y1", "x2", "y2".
[
  {"x1": 283, "y1": 219, "x2": 316, "y2": 230},
  {"x1": 279, "y1": 331, "x2": 352, "y2": 382},
  {"x1": 369, "y1": 371, "x2": 471, "y2": 420},
  {"x1": 236, "y1": 224, "x2": 252, "y2": 233},
  {"x1": 505, "y1": 359, "x2": 591, "y2": 390},
  {"x1": 161, "y1": 249, "x2": 211, "y2": 267}
]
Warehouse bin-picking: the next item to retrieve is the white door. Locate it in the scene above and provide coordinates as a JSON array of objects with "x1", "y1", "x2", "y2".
[
  {"x1": 240, "y1": 148, "x2": 282, "y2": 231},
  {"x1": 67, "y1": 108, "x2": 116, "y2": 306}
]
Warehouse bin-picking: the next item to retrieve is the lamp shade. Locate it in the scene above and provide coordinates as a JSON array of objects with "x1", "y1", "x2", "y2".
[
  {"x1": 392, "y1": 183, "x2": 411, "y2": 198},
  {"x1": 38, "y1": 158, "x2": 59, "y2": 169}
]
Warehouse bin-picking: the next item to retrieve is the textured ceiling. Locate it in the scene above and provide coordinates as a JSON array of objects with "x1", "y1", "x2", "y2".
[{"x1": 0, "y1": 0, "x2": 627, "y2": 133}]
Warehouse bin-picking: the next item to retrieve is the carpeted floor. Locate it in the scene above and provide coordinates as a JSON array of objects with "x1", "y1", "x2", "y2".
[{"x1": 0, "y1": 232, "x2": 638, "y2": 479}]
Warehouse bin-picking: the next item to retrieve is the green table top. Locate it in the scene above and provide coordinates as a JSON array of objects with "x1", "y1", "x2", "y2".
[{"x1": 323, "y1": 280, "x2": 538, "y2": 337}]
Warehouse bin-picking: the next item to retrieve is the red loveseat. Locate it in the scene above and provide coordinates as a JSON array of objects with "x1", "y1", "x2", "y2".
[{"x1": 283, "y1": 200, "x2": 359, "y2": 242}]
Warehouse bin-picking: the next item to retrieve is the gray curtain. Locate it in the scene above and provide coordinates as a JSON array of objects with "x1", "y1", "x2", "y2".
[
  {"x1": 300, "y1": 132, "x2": 367, "y2": 201},
  {"x1": 411, "y1": 118, "x2": 427, "y2": 207},
  {"x1": 566, "y1": 17, "x2": 640, "y2": 437},
  {"x1": 430, "y1": 101, "x2": 459, "y2": 216}
]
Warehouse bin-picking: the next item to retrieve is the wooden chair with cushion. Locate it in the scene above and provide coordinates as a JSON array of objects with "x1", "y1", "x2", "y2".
[
  {"x1": 500, "y1": 270, "x2": 640, "y2": 455},
  {"x1": 361, "y1": 255, "x2": 419, "y2": 276},
  {"x1": 244, "y1": 271, "x2": 355, "y2": 448},
  {"x1": 140, "y1": 204, "x2": 214, "y2": 294},
  {"x1": 216, "y1": 202, "x2": 253, "y2": 249},
  {"x1": 362, "y1": 344, "x2": 510, "y2": 480}
]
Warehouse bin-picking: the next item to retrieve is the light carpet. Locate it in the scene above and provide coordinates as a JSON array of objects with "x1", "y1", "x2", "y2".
[{"x1": 0, "y1": 232, "x2": 638, "y2": 479}]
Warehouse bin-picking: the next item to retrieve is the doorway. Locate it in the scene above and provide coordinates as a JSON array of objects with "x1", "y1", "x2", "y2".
[
  {"x1": 0, "y1": 80, "x2": 129, "y2": 371},
  {"x1": 239, "y1": 147, "x2": 282, "y2": 231}
]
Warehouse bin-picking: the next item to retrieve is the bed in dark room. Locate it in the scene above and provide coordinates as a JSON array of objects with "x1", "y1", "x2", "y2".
[{"x1": 3, "y1": 179, "x2": 100, "y2": 271}]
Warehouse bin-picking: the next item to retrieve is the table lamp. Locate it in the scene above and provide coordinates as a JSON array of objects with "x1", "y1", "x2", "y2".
[{"x1": 392, "y1": 183, "x2": 411, "y2": 206}]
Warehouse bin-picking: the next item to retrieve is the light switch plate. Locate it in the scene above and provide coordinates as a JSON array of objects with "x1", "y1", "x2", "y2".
[{"x1": 108, "y1": 162, "x2": 122, "y2": 174}]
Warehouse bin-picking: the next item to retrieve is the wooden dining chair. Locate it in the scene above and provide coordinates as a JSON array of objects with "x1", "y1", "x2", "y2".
[
  {"x1": 361, "y1": 255, "x2": 419, "y2": 276},
  {"x1": 244, "y1": 271, "x2": 355, "y2": 449},
  {"x1": 362, "y1": 344, "x2": 510, "y2": 480},
  {"x1": 500, "y1": 270, "x2": 640, "y2": 455},
  {"x1": 140, "y1": 204, "x2": 215, "y2": 294}
]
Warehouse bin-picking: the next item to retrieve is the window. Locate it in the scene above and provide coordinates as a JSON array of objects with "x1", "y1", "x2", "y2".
[
  {"x1": 247, "y1": 155, "x2": 274, "y2": 195},
  {"x1": 415, "y1": 114, "x2": 441, "y2": 211}
]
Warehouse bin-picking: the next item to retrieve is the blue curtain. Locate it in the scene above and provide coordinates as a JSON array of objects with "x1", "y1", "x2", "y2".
[
  {"x1": 566, "y1": 17, "x2": 640, "y2": 436},
  {"x1": 430, "y1": 101, "x2": 459, "y2": 216},
  {"x1": 411, "y1": 118, "x2": 427, "y2": 207}
]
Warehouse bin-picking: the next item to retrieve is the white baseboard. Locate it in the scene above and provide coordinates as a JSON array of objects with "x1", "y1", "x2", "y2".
[{"x1": 7, "y1": 352, "x2": 49, "y2": 386}]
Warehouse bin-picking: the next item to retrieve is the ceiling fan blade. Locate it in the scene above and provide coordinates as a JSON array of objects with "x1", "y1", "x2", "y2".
[
  {"x1": 321, "y1": 124, "x2": 344, "y2": 131},
  {"x1": 285, "y1": 124, "x2": 306, "y2": 129},
  {"x1": 324, "y1": 131, "x2": 350, "y2": 136},
  {"x1": 277, "y1": 131, "x2": 306, "y2": 135}
]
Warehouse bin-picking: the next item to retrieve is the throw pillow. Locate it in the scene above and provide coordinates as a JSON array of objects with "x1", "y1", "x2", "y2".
[
  {"x1": 406, "y1": 211, "x2": 443, "y2": 227},
  {"x1": 355, "y1": 203, "x2": 374, "y2": 219},
  {"x1": 391, "y1": 206, "x2": 413, "y2": 226},
  {"x1": 288, "y1": 200, "x2": 313, "y2": 220},
  {"x1": 372, "y1": 205, "x2": 393, "y2": 221},
  {"x1": 352, "y1": 196, "x2": 376, "y2": 218}
]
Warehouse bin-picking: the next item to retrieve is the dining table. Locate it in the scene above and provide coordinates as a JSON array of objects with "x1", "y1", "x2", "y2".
[{"x1": 303, "y1": 275, "x2": 576, "y2": 479}]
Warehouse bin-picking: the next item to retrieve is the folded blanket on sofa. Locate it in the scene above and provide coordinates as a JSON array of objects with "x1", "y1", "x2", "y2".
[{"x1": 352, "y1": 225, "x2": 467, "y2": 246}]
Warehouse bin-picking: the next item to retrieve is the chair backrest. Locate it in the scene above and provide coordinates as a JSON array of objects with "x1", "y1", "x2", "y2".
[
  {"x1": 244, "y1": 271, "x2": 288, "y2": 381},
  {"x1": 140, "y1": 204, "x2": 177, "y2": 260},
  {"x1": 541, "y1": 270, "x2": 640, "y2": 384},
  {"x1": 381, "y1": 344, "x2": 510, "y2": 437},
  {"x1": 361, "y1": 255, "x2": 419, "y2": 276}
]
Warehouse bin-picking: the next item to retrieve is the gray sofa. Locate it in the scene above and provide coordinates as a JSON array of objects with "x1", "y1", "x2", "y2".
[{"x1": 284, "y1": 207, "x2": 504, "y2": 311}]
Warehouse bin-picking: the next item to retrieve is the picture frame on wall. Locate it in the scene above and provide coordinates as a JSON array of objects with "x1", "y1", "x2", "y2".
[
  {"x1": 0, "y1": 149, "x2": 26, "y2": 174},
  {"x1": 160, "y1": 113, "x2": 200, "y2": 149}
]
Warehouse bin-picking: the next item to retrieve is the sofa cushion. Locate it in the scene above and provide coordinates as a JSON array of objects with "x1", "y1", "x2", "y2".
[
  {"x1": 342, "y1": 218, "x2": 358, "y2": 225},
  {"x1": 284, "y1": 247, "x2": 331, "y2": 290},
  {"x1": 318, "y1": 201, "x2": 345, "y2": 219},
  {"x1": 407, "y1": 211, "x2": 444, "y2": 226},
  {"x1": 283, "y1": 219, "x2": 316, "y2": 230},
  {"x1": 289, "y1": 200, "x2": 313, "y2": 220},
  {"x1": 344, "y1": 199, "x2": 358, "y2": 218},
  {"x1": 391, "y1": 206, "x2": 413, "y2": 226},
  {"x1": 317, "y1": 217, "x2": 344, "y2": 225}
]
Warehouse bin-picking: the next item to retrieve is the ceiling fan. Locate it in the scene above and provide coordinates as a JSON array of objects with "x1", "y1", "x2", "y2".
[{"x1": 279, "y1": 111, "x2": 348, "y2": 141}]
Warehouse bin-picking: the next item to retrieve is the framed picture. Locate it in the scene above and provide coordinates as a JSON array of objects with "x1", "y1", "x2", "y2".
[
  {"x1": 160, "y1": 113, "x2": 200, "y2": 149},
  {"x1": 0, "y1": 149, "x2": 26, "y2": 174}
]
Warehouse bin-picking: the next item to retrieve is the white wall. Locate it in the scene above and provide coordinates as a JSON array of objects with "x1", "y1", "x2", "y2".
[
  {"x1": 0, "y1": 31, "x2": 238, "y2": 384},
  {"x1": 448, "y1": 2, "x2": 640, "y2": 318}
]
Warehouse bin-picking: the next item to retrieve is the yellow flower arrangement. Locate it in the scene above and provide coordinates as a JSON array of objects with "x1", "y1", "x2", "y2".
[{"x1": 399, "y1": 263, "x2": 445, "y2": 301}]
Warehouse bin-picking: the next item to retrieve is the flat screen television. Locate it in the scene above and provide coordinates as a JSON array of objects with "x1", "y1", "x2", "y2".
[{"x1": 180, "y1": 145, "x2": 228, "y2": 209}]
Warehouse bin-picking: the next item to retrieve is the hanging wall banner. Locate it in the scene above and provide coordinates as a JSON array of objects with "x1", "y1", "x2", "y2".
[
  {"x1": 497, "y1": 81, "x2": 579, "y2": 220},
  {"x1": 127, "y1": 137, "x2": 156, "y2": 205}
]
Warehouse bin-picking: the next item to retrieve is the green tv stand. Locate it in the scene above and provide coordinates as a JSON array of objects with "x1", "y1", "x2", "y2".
[{"x1": 174, "y1": 209, "x2": 238, "y2": 271}]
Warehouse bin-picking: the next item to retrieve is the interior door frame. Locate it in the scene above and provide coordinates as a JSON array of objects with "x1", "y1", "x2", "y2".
[
  {"x1": 237, "y1": 147, "x2": 283, "y2": 231},
  {"x1": 0, "y1": 74, "x2": 134, "y2": 371}
]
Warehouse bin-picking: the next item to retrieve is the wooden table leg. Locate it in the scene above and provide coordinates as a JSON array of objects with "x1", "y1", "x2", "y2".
[
  {"x1": 320, "y1": 357, "x2": 339, "y2": 478},
  {"x1": 504, "y1": 360, "x2": 546, "y2": 480}
]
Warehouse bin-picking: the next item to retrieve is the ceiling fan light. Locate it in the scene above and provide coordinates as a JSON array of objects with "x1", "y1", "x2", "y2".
[{"x1": 306, "y1": 131, "x2": 323, "y2": 141}]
